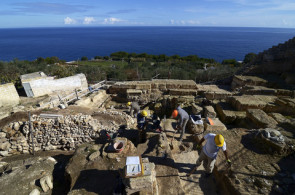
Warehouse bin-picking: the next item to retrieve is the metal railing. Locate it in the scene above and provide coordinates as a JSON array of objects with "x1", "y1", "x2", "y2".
[{"x1": 41, "y1": 80, "x2": 106, "y2": 108}]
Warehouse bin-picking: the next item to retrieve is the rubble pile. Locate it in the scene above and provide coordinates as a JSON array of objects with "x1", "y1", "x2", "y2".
[{"x1": 0, "y1": 112, "x2": 135, "y2": 157}]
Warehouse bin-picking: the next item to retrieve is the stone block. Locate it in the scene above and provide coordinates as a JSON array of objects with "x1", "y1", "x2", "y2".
[
  {"x1": 216, "y1": 103, "x2": 236, "y2": 124},
  {"x1": 0, "y1": 151, "x2": 9, "y2": 157},
  {"x1": 0, "y1": 142, "x2": 11, "y2": 151},
  {"x1": 0, "y1": 83, "x2": 20, "y2": 107},
  {"x1": 168, "y1": 89, "x2": 197, "y2": 96},
  {"x1": 135, "y1": 84, "x2": 151, "y2": 90},
  {"x1": 204, "y1": 118, "x2": 227, "y2": 131},
  {"x1": 188, "y1": 122, "x2": 204, "y2": 134},
  {"x1": 231, "y1": 75, "x2": 268, "y2": 89},
  {"x1": 124, "y1": 163, "x2": 156, "y2": 194},
  {"x1": 246, "y1": 109, "x2": 278, "y2": 128},
  {"x1": 229, "y1": 95, "x2": 278, "y2": 112},
  {"x1": 204, "y1": 106, "x2": 216, "y2": 118},
  {"x1": 0, "y1": 132, "x2": 6, "y2": 138},
  {"x1": 29, "y1": 189, "x2": 40, "y2": 195},
  {"x1": 191, "y1": 103, "x2": 203, "y2": 115},
  {"x1": 40, "y1": 175, "x2": 53, "y2": 192},
  {"x1": 204, "y1": 91, "x2": 232, "y2": 100},
  {"x1": 269, "y1": 113, "x2": 289, "y2": 124},
  {"x1": 240, "y1": 85, "x2": 277, "y2": 96},
  {"x1": 127, "y1": 89, "x2": 142, "y2": 96}
]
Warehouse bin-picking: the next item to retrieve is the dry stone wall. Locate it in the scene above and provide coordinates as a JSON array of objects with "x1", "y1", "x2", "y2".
[{"x1": 0, "y1": 112, "x2": 136, "y2": 157}]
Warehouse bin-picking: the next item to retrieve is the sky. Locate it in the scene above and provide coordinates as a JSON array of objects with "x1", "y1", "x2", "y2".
[{"x1": 0, "y1": 0, "x2": 295, "y2": 28}]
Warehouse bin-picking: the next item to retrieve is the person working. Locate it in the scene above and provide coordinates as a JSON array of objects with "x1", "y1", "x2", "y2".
[
  {"x1": 137, "y1": 110, "x2": 148, "y2": 130},
  {"x1": 151, "y1": 113, "x2": 162, "y2": 132},
  {"x1": 137, "y1": 110, "x2": 148, "y2": 143},
  {"x1": 127, "y1": 101, "x2": 140, "y2": 118},
  {"x1": 187, "y1": 133, "x2": 231, "y2": 177},
  {"x1": 172, "y1": 106, "x2": 189, "y2": 142}
]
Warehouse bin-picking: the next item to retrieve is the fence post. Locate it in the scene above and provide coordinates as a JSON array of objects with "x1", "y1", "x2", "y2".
[
  {"x1": 75, "y1": 89, "x2": 79, "y2": 100},
  {"x1": 29, "y1": 112, "x2": 35, "y2": 155}
]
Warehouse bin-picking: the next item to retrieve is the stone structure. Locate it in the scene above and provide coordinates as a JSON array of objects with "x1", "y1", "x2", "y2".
[
  {"x1": 0, "y1": 83, "x2": 20, "y2": 107},
  {"x1": 246, "y1": 109, "x2": 278, "y2": 128},
  {"x1": 108, "y1": 79, "x2": 197, "y2": 102},
  {"x1": 250, "y1": 37, "x2": 295, "y2": 75},
  {"x1": 216, "y1": 102, "x2": 246, "y2": 124},
  {"x1": 0, "y1": 112, "x2": 135, "y2": 156},
  {"x1": 231, "y1": 75, "x2": 268, "y2": 90},
  {"x1": 196, "y1": 84, "x2": 232, "y2": 100},
  {"x1": 123, "y1": 158, "x2": 158, "y2": 195},
  {"x1": 229, "y1": 95, "x2": 295, "y2": 115},
  {"x1": 21, "y1": 72, "x2": 88, "y2": 97},
  {"x1": 0, "y1": 157, "x2": 57, "y2": 195}
]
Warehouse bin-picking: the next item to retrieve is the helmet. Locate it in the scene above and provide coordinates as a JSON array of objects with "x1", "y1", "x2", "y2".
[
  {"x1": 141, "y1": 110, "x2": 148, "y2": 117},
  {"x1": 127, "y1": 102, "x2": 131, "y2": 106},
  {"x1": 172, "y1": 110, "x2": 178, "y2": 118},
  {"x1": 214, "y1": 134, "x2": 224, "y2": 147}
]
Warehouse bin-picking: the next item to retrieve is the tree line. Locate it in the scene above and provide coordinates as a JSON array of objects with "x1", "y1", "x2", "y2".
[{"x1": 0, "y1": 52, "x2": 257, "y2": 86}]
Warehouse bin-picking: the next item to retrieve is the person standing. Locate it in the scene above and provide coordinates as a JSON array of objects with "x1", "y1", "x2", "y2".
[
  {"x1": 127, "y1": 101, "x2": 140, "y2": 118},
  {"x1": 187, "y1": 133, "x2": 231, "y2": 177},
  {"x1": 172, "y1": 106, "x2": 189, "y2": 142}
]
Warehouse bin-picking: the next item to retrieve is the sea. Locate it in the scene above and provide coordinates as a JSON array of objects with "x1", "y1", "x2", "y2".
[{"x1": 0, "y1": 26, "x2": 295, "y2": 62}]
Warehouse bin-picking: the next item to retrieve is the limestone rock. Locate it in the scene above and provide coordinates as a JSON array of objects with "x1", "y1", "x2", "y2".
[
  {"x1": 0, "y1": 151, "x2": 9, "y2": 157},
  {"x1": 0, "y1": 142, "x2": 11, "y2": 151},
  {"x1": 0, "y1": 161, "x2": 9, "y2": 172},
  {"x1": 0, "y1": 157, "x2": 56, "y2": 195},
  {"x1": 247, "y1": 109, "x2": 278, "y2": 128},
  {"x1": 40, "y1": 175, "x2": 53, "y2": 192},
  {"x1": 204, "y1": 118, "x2": 227, "y2": 131},
  {"x1": 191, "y1": 103, "x2": 203, "y2": 115},
  {"x1": 0, "y1": 132, "x2": 6, "y2": 138},
  {"x1": 88, "y1": 151, "x2": 101, "y2": 161},
  {"x1": 29, "y1": 189, "x2": 40, "y2": 195}
]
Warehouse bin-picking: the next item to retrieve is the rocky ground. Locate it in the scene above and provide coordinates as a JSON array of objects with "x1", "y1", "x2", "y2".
[{"x1": 0, "y1": 75, "x2": 295, "y2": 195}]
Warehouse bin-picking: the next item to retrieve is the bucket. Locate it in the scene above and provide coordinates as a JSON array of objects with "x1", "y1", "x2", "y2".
[{"x1": 114, "y1": 141, "x2": 124, "y2": 153}]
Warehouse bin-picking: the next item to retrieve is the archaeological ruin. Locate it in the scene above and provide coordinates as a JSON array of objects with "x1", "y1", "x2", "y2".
[{"x1": 0, "y1": 38, "x2": 295, "y2": 195}]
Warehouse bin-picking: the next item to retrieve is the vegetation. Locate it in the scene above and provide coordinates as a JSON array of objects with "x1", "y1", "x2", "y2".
[
  {"x1": 0, "y1": 52, "x2": 246, "y2": 85},
  {"x1": 243, "y1": 53, "x2": 257, "y2": 64}
]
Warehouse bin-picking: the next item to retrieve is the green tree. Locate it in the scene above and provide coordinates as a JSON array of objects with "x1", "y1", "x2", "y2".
[
  {"x1": 94, "y1": 56, "x2": 103, "y2": 59},
  {"x1": 243, "y1": 53, "x2": 257, "y2": 63},
  {"x1": 221, "y1": 59, "x2": 240, "y2": 66},
  {"x1": 81, "y1": 56, "x2": 88, "y2": 61},
  {"x1": 110, "y1": 51, "x2": 129, "y2": 59}
]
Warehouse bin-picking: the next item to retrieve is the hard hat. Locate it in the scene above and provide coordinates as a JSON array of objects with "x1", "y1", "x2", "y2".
[
  {"x1": 214, "y1": 134, "x2": 224, "y2": 147},
  {"x1": 127, "y1": 102, "x2": 131, "y2": 106},
  {"x1": 172, "y1": 110, "x2": 178, "y2": 118},
  {"x1": 141, "y1": 110, "x2": 148, "y2": 117}
]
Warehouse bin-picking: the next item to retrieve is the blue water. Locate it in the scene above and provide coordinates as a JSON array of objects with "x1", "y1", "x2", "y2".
[{"x1": 0, "y1": 27, "x2": 294, "y2": 62}]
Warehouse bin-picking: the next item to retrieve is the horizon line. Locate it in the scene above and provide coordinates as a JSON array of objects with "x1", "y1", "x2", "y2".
[{"x1": 1, "y1": 25, "x2": 295, "y2": 30}]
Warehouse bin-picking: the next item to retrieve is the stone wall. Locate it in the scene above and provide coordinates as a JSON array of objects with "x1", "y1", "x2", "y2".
[
  {"x1": 0, "y1": 112, "x2": 135, "y2": 157},
  {"x1": 108, "y1": 79, "x2": 197, "y2": 95},
  {"x1": 231, "y1": 75, "x2": 268, "y2": 89},
  {"x1": 0, "y1": 83, "x2": 20, "y2": 107},
  {"x1": 22, "y1": 74, "x2": 88, "y2": 97}
]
